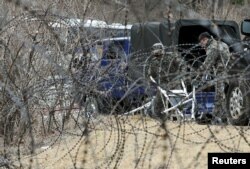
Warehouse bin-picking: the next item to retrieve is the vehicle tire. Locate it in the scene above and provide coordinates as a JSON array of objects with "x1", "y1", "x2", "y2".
[
  {"x1": 226, "y1": 81, "x2": 250, "y2": 125},
  {"x1": 84, "y1": 96, "x2": 100, "y2": 119}
]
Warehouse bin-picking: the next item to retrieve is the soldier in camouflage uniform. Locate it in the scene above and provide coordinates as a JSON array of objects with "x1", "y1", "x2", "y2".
[
  {"x1": 144, "y1": 43, "x2": 180, "y2": 121},
  {"x1": 198, "y1": 32, "x2": 231, "y2": 123}
]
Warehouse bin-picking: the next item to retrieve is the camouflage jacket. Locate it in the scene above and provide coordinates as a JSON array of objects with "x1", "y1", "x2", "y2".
[
  {"x1": 200, "y1": 38, "x2": 231, "y2": 72},
  {"x1": 144, "y1": 53, "x2": 179, "y2": 86}
]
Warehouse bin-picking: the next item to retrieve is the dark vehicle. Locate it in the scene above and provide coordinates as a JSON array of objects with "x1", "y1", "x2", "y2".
[
  {"x1": 227, "y1": 19, "x2": 250, "y2": 125},
  {"x1": 129, "y1": 19, "x2": 250, "y2": 125}
]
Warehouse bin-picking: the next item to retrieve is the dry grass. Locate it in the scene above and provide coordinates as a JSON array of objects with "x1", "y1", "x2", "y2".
[
  {"x1": 1, "y1": 1, "x2": 250, "y2": 169},
  {"x1": 10, "y1": 115, "x2": 250, "y2": 169}
]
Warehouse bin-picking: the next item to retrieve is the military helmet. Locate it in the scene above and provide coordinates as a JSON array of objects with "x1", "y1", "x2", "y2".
[{"x1": 151, "y1": 43, "x2": 164, "y2": 56}]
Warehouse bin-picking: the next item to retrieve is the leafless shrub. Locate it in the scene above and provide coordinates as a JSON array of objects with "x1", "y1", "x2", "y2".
[{"x1": 0, "y1": 0, "x2": 250, "y2": 169}]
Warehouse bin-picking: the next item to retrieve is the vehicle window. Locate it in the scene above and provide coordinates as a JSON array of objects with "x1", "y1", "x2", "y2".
[
  {"x1": 218, "y1": 25, "x2": 238, "y2": 40},
  {"x1": 90, "y1": 44, "x2": 102, "y2": 61},
  {"x1": 178, "y1": 26, "x2": 208, "y2": 68},
  {"x1": 105, "y1": 41, "x2": 126, "y2": 59},
  {"x1": 178, "y1": 26, "x2": 207, "y2": 45}
]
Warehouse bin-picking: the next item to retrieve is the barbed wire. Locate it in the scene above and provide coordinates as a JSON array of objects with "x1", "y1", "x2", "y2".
[{"x1": 1, "y1": 0, "x2": 250, "y2": 169}]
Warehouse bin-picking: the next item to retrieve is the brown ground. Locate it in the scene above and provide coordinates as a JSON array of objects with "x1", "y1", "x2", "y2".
[{"x1": 4, "y1": 115, "x2": 250, "y2": 169}]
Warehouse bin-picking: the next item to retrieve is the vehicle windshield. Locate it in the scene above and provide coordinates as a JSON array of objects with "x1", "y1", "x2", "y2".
[
  {"x1": 73, "y1": 38, "x2": 130, "y2": 62},
  {"x1": 92, "y1": 38, "x2": 129, "y2": 60}
]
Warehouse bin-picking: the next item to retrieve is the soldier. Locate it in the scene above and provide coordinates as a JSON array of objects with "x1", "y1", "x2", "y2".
[
  {"x1": 198, "y1": 32, "x2": 231, "y2": 124},
  {"x1": 144, "y1": 43, "x2": 180, "y2": 121},
  {"x1": 145, "y1": 43, "x2": 165, "y2": 84}
]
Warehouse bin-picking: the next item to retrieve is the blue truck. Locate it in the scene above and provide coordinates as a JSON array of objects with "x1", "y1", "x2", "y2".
[
  {"x1": 76, "y1": 35, "x2": 214, "y2": 120},
  {"x1": 73, "y1": 37, "x2": 149, "y2": 116}
]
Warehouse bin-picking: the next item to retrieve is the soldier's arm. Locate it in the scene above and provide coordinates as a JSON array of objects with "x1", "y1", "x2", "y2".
[
  {"x1": 198, "y1": 49, "x2": 217, "y2": 71},
  {"x1": 143, "y1": 55, "x2": 152, "y2": 78},
  {"x1": 220, "y1": 43, "x2": 231, "y2": 67}
]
